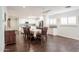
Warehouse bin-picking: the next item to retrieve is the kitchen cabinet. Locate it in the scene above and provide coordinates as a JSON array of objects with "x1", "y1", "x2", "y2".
[{"x1": 5, "y1": 30, "x2": 16, "y2": 45}]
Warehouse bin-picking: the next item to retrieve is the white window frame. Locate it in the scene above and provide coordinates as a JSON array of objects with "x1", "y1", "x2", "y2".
[
  {"x1": 61, "y1": 17, "x2": 68, "y2": 25},
  {"x1": 49, "y1": 18, "x2": 57, "y2": 25},
  {"x1": 60, "y1": 16, "x2": 77, "y2": 25},
  {"x1": 67, "y1": 16, "x2": 77, "y2": 25}
]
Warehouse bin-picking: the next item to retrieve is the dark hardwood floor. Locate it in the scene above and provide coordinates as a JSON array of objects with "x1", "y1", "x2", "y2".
[{"x1": 4, "y1": 31, "x2": 79, "y2": 52}]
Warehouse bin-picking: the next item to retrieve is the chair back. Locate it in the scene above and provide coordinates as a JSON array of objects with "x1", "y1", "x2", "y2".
[
  {"x1": 23, "y1": 27, "x2": 30, "y2": 35},
  {"x1": 41, "y1": 27, "x2": 48, "y2": 35}
]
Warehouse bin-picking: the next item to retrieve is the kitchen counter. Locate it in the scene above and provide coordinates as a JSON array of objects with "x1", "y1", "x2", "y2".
[{"x1": 5, "y1": 30, "x2": 16, "y2": 45}]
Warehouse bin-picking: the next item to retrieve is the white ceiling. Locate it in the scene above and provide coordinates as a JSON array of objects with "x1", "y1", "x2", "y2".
[{"x1": 6, "y1": 6, "x2": 79, "y2": 18}]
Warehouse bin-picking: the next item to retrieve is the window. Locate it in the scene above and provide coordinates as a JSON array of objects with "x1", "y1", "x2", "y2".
[
  {"x1": 61, "y1": 17, "x2": 67, "y2": 24},
  {"x1": 68, "y1": 16, "x2": 76, "y2": 24},
  {"x1": 19, "y1": 19, "x2": 26, "y2": 24},
  {"x1": 28, "y1": 18, "x2": 36, "y2": 24},
  {"x1": 46, "y1": 18, "x2": 57, "y2": 25},
  {"x1": 50, "y1": 19, "x2": 53, "y2": 25},
  {"x1": 49, "y1": 18, "x2": 57, "y2": 25},
  {"x1": 46, "y1": 18, "x2": 50, "y2": 25},
  {"x1": 60, "y1": 16, "x2": 77, "y2": 25},
  {"x1": 52, "y1": 18, "x2": 57, "y2": 25}
]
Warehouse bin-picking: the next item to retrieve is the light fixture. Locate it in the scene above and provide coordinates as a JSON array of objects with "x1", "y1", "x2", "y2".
[
  {"x1": 65, "y1": 6, "x2": 71, "y2": 8},
  {"x1": 42, "y1": 9, "x2": 51, "y2": 13}
]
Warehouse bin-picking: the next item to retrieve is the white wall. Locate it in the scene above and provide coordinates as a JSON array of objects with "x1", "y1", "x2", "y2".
[
  {"x1": 57, "y1": 25, "x2": 79, "y2": 40},
  {"x1": 0, "y1": 7, "x2": 5, "y2": 51},
  {"x1": 6, "y1": 16, "x2": 19, "y2": 30},
  {"x1": 51, "y1": 9, "x2": 79, "y2": 40},
  {"x1": 10, "y1": 16, "x2": 19, "y2": 30}
]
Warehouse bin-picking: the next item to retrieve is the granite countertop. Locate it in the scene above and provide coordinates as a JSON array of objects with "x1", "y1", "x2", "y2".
[{"x1": 5, "y1": 28, "x2": 16, "y2": 31}]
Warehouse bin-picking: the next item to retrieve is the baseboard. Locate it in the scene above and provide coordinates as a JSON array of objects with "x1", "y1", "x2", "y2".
[
  {"x1": 47, "y1": 34, "x2": 79, "y2": 40},
  {"x1": 48, "y1": 34, "x2": 53, "y2": 36},
  {"x1": 48, "y1": 34, "x2": 57, "y2": 36},
  {"x1": 56, "y1": 35, "x2": 79, "y2": 40}
]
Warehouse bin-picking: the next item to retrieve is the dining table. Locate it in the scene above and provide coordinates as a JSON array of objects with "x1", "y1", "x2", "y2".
[{"x1": 30, "y1": 27, "x2": 41, "y2": 37}]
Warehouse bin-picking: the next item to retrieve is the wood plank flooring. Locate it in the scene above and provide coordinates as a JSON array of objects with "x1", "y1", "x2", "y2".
[{"x1": 4, "y1": 32, "x2": 79, "y2": 52}]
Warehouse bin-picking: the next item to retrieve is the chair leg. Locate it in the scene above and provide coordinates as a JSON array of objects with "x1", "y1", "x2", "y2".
[
  {"x1": 45, "y1": 35, "x2": 47, "y2": 41},
  {"x1": 24, "y1": 34, "x2": 26, "y2": 40}
]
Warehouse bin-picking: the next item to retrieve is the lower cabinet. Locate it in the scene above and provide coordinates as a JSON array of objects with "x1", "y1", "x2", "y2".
[{"x1": 5, "y1": 30, "x2": 16, "y2": 45}]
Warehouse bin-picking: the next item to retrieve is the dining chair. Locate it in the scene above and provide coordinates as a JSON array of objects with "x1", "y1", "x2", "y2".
[
  {"x1": 41, "y1": 27, "x2": 48, "y2": 41},
  {"x1": 23, "y1": 27, "x2": 30, "y2": 40},
  {"x1": 36, "y1": 32, "x2": 41, "y2": 40},
  {"x1": 36, "y1": 32, "x2": 43, "y2": 44},
  {"x1": 23, "y1": 27, "x2": 26, "y2": 40},
  {"x1": 30, "y1": 31, "x2": 34, "y2": 41}
]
